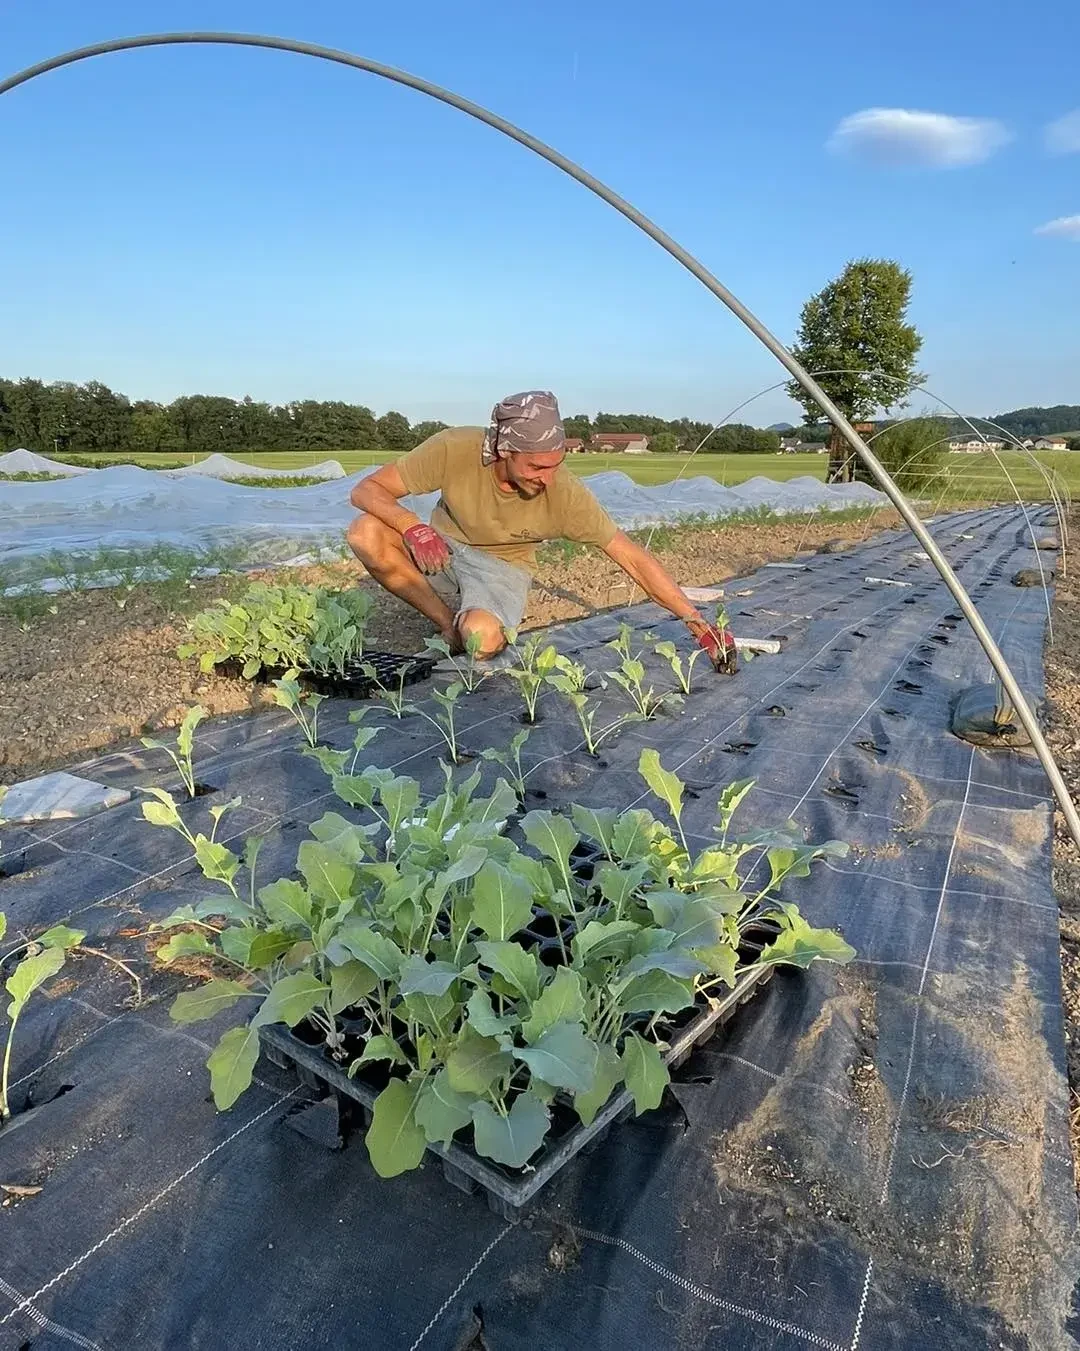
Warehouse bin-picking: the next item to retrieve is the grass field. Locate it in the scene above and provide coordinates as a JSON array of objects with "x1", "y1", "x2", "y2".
[{"x1": 29, "y1": 448, "x2": 1080, "y2": 500}]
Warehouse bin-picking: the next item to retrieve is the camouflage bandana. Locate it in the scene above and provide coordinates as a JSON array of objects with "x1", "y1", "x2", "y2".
[{"x1": 480, "y1": 390, "x2": 565, "y2": 466}]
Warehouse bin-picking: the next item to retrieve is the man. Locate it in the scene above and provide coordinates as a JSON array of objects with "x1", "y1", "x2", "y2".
[{"x1": 347, "y1": 390, "x2": 735, "y2": 668}]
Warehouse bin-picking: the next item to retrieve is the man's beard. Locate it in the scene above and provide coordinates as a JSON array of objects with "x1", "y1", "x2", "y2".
[{"x1": 514, "y1": 480, "x2": 545, "y2": 499}]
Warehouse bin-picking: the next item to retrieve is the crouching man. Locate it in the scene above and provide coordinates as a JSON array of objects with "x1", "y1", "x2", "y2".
[{"x1": 347, "y1": 390, "x2": 734, "y2": 668}]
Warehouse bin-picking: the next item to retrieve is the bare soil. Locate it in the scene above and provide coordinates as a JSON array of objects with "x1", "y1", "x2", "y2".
[
  {"x1": 1043, "y1": 511, "x2": 1080, "y2": 1181},
  {"x1": 0, "y1": 512, "x2": 898, "y2": 780}
]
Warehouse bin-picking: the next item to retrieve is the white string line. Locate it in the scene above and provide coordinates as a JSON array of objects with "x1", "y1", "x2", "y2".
[
  {"x1": 570, "y1": 1227, "x2": 848, "y2": 1351},
  {"x1": 6, "y1": 1009, "x2": 128, "y2": 1093},
  {"x1": 709, "y1": 1051, "x2": 852, "y2": 1108},
  {"x1": 819, "y1": 861, "x2": 1059, "y2": 915},
  {"x1": 0, "y1": 1088, "x2": 299, "y2": 1329},
  {"x1": 0, "y1": 1276, "x2": 104, "y2": 1351},
  {"x1": 849, "y1": 1258, "x2": 874, "y2": 1351},
  {"x1": 407, "y1": 1224, "x2": 513, "y2": 1351}
]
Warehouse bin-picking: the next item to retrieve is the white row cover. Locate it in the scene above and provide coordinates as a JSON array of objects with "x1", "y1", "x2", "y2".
[
  {"x1": 0, "y1": 463, "x2": 886, "y2": 578},
  {"x1": 0, "y1": 449, "x2": 346, "y2": 482}
]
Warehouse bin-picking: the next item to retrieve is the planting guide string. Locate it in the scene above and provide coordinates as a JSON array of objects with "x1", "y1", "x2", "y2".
[
  {"x1": 0, "y1": 507, "x2": 1054, "y2": 1351},
  {"x1": 1, "y1": 34, "x2": 1076, "y2": 850}
]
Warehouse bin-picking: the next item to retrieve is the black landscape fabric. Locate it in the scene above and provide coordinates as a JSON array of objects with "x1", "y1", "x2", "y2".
[{"x1": 0, "y1": 506, "x2": 1076, "y2": 1351}]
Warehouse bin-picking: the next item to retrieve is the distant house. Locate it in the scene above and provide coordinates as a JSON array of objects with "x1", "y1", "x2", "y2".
[
  {"x1": 589, "y1": 432, "x2": 651, "y2": 454},
  {"x1": 564, "y1": 437, "x2": 586, "y2": 453},
  {"x1": 948, "y1": 438, "x2": 1006, "y2": 453},
  {"x1": 780, "y1": 437, "x2": 827, "y2": 454},
  {"x1": 1028, "y1": 436, "x2": 1068, "y2": 451}
]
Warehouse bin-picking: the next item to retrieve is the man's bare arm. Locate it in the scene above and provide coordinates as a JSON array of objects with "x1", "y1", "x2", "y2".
[
  {"x1": 602, "y1": 531, "x2": 701, "y2": 622},
  {"x1": 350, "y1": 464, "x2": 424, "y2": 536}
]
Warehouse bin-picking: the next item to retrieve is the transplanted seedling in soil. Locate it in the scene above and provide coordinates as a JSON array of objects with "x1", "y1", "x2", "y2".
[
  {"x1": 653, "y1": 639, "x2": 703, "y2": 696},
  {"x1": 504, "y1": 630, "x2": 560, "y2": 722},
  {"x1": 1, "y1": 914, "x2": 85, "y2": 1121},
  {"x1": 360, "y1": 659, "x2": 414, "y2": 718},
  {"x1": 272, "y1": 672, "x2": 326, "y2": 750},
  {"x1": 403, "y1": 681, "x2": 468, "y2": 764},
  {"x1": 546, "y1": 654, "x2": 642, "y2": 756},
  {"x1": 605, "y1": 623, "x2": 683, "y2": 719},
  {"x1": 480, "y1": 728, "x2": 531, "y2": 802},
  {"x1": 425, "y1": 630, "x2": 489, "y2": 693},
  {"x1": 141, "y1": 704, "x2": 207, "y2": 799},
  {"x1": 141, "y1": 737, "x2": 855, "y2": 1178}
]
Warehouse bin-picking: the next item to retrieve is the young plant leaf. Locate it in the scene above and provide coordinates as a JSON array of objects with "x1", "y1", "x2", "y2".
[
  {"x1": 470, "y1": 860, "x2": 534, "y2": 942},
  {"x1": 297, "y1": 841, "x2": 355, "y2": 908},
  {"x1": 257, "y1": 879, "x2": 313, "y2": 929},
  {"x1": 170, "y1": 979, "x2": 252, "y2": 1023},
  {"x1": 206, "y1": 1024, "x2": 259, "y2": 1110},
  {"x1": 195, "y1": 895, "x2": 256, "y2": 923},
  {"x1": 466, "y1": 989, "x2": 519, "y2": 1038},
  {"x1": 572, "y1": 1043, "x2": 624, "y2": 1127},
  {"x1": 515, "y1": 1021, "x2": 598, "y2": 1094},
  {"x1": 469, "y1": 1093, "x2": 550, "y2": 1168},
  {"x1": 415, "y1": 1070, "x2": 476, "y2": 1144},
  {"x1": 570, "y1": 804, "x2": 619, "y2": 855},
  {"x1": 192, "y1": 836, "x2": 240, "y2": 889},
  {"x1": 366, "y1": 1078, "x2": 427, "y2": 1178},
  {"x1": 571, "y1": 920, "x2": 641, "y2": 967},
  {"x1": 595, "y1": 862, "x2": 649, "y2": 913},
  {"x1": 612, "y1": 969, "x2": 696, "y2": 1015},
  {"x1": 446, "y1": 1025, "x2": 513, "y2": 1094},
  {"x1": 475, "y1": 941, "x2": 544, "y2": 1003},
  {"x1": 611, "y1": 810, "x2": 657, "y2": 861},
  {"x1": 348, "y1": 1035, "x2": 407, "y2": 1075},
  {"x1": 717, "y1": 778, "x2": 754, "y2": 832},
  {"x1": 157, "y1": 930, "x2": 216, "y2": 963},
  {"x1": 618, "y1": 948, "x2": 707, "y2": 981},
  {"x1": 330, "y1": 960, "x2": 379, "y2": 1014},
  {"x1": 252, "y1": 972, "x2": 329, "y2": 1028},
  {"x1": 521, "y1": 811, "x2": 579, "y2": 870},
  {"x1": 36, "y1": 924, "x2": 86, "y2": 950},
  {"x1": 336, "y1": 921, "x2": 404, "y2": 983},
  {"x1": 142, "y1": 797, "x2": 183, "y2": 831},
  {"x1": 620, "y1": 1032, "x2": 669, "y2": 1115},
  {"x1": 521, "y1": 967, "x2": 586, "y2": 1043},
  {"x1": 397, "y1": 955, "x2": 462, "y2": 998},
  {"x1": 5, "y1": 947, "x2": 65, "y2": 1013},
  {"x1": 638, "y1": 749, "x2": 684, "y2": 826},
  {"x1": 758, "y1": 914, "x2": 856, "y2": 969},
  {"x1": 403, "y1": 989, "x2": 458, "y2": 1034}
]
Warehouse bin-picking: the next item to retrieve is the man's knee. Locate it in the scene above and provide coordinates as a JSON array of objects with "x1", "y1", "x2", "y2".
[
  {"x1": 458, "y1": 609, "x2": 506, "y2": 658},
  {"x1": 347, "y1": 513, "x2": 397, "y2": 566}
]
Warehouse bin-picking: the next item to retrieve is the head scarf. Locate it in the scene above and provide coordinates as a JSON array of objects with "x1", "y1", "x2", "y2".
[{"x1": 481, "y1": 390, "x2": 565, "y2": 466}]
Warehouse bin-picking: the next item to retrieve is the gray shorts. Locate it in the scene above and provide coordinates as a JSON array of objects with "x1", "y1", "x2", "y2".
[{"x1": 428, "y1": 540, "x2": 531, "y2": 631}]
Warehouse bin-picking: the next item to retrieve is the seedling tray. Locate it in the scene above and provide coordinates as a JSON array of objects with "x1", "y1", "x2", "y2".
[
  {"x1": 259, "y1": 956, "x2": 775, "y2": 1220},
  {"x1": 216, "y1": 651, "x2": 436, "y2": 698}
]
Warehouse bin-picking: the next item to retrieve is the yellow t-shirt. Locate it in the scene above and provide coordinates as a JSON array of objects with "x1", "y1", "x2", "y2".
[{"x1": 395, "y1": 427, "x2": 619, "y2": 574}]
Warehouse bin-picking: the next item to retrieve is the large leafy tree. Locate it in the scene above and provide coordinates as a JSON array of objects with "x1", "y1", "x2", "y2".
[{"x1": 787, "y1": 258, "x2": 923, "y2": 481}]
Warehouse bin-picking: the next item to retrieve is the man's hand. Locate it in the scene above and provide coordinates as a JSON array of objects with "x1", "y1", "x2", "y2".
[
  {"x1": 686, "y1": 617, "x2": 738, "y2": 675},
  {"x1": 402, "y1": 523, "x2": 451, "y2": 574}
]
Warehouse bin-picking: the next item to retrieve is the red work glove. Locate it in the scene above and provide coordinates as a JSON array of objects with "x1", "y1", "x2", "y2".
[
  {"x1": 402, "y1": 523, "x2": 451, "y2": 574},
  {"x1": 686, "y1": 617, "x2": 738, "y2": 675}
]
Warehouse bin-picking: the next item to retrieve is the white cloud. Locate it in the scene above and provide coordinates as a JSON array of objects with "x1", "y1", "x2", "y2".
[
  {"x1": 1034, "y1": 215, "x2": 1080, "y2": 242},
  {"x1": 1045, "y1": 110, "x2": 1080, "y2": 155},
  {"x1": 827, "y1": 108, "x2": 1010, "y2": 168}
]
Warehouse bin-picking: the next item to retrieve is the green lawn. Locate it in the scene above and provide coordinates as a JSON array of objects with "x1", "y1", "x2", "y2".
[{"x1": 39, "y1": 448, "x2": 1080, "y2": 500}]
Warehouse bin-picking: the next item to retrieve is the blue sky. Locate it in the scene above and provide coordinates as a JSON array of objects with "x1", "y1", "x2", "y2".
[{"x1": 0, "y1": 0, "x2": 1077, "y2": 426}]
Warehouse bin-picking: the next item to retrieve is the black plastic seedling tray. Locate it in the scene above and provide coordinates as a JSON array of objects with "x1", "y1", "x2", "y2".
[
  {"x1": 259, "y1": 954, "x2": 775, "y2": 1220},
  {"x1": 217, "y1": 650, "x2": 437, "y2": 698}
]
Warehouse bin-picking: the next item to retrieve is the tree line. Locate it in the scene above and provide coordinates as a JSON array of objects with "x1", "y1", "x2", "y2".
[{"x1": 0, "y1": 374, "x2": 1074, "y2": 459}]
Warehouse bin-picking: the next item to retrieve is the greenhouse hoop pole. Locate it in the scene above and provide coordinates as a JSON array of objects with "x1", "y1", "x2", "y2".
[{"x1": 2, "y1": 31, "x2": 1076, "y2": 847}]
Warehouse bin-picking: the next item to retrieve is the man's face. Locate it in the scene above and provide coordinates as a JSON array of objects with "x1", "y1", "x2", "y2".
[{"x1": 501, "y1": 448, "x2": 565, "y2": 498}]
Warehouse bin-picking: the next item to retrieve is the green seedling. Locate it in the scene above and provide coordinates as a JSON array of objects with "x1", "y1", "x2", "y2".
[
  {"x1": 480, "y1": 728, "x2": 531, "y2": 801},
  {"x1": 1, "y1": 916, "x2": 85, "y2": 1120},
  {"x1": 564, "y1": 692, "x2": 642, "y2": 757},
  {"x1": 504, "y1": 631, "x2": 559, "y2": 723},
  {"x1": 361, "y1": 660, "x2": 413, "y2": 718},
  {"x1": 605, "y1": 623, "x2": 682, "y2": 720},
  {"x1": 425, "y1": 630, "x2": 489, "y2": 693},
  {"x1": 653, "y1": 639, "x2": 702, "y2": 696},
  {"x1": 406, "y1": 681, "x2": 466, "y2": 763},
  {"x1": 272, "y1": 672, "x2": 325, "y2": 749},
  {"x1": 141, "y1": 704, "x2": 207, "y2": 798},
  {"x1": 133, "y1": 722, "x2": 855, "y2": 1169}
]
